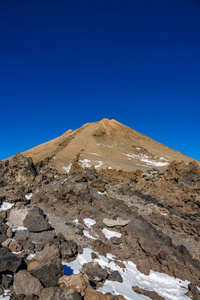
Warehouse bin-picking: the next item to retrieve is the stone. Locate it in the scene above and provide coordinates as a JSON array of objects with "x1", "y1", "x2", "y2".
[
  {"x1": 108, "y1": 271, "x2": 123, "y2": 283},
  {"x1": 2, "y1": 238, "x2": 10, "y2": 248},
  {"x1": 81, "y1": 262, "x2": 108, "y2": 283},
  {"x1": 34, "y1": 243, "x2": 60, "y2": 263},
  {"x1": 50, "y1": 234, "x2": 78, "y2": 260},
  {"x1": 1, "y1": 274, "x2": 13, "y2": 289},
  {"x1": 110, "y1": 237, "x2": 122, "y2": 245},
  {"x1": 29, "y1": 257, "x2": 64, "y2": 287},
  {"x1": 103, "y1": 218, "x2": 130, "y2": 227},
  {"x1": 30, "y1": 231, "x2": 55, "y2": 250},
  {"x1": 13, "y1": 270, "x2": 42, "y2": 296},
  {"x1": 58, "y1": 273, "x2": 89, "y2": 293},
  {"x1": 0, "y1": 253, "x2": 22, "y2": 273},
  {"x1": 23, "y1": 207, "x2": 50, "y2": 232},
  {"x1": 9, "y1": 241, "x2": 23, "y2": 253},
  {"x1": 6, "y1": 227, "x2": 13, "y2": 238},
  {"x1": 14, "y1": 230, "x2": 30, "y2": 242},
  {"x1": 39, "y1": 287, "x2": 82, "y2": 300},
  {"x1": 77, "y1": 192, "x2": 92, "y2": 205}
]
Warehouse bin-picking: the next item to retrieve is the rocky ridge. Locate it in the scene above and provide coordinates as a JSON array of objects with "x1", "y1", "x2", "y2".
[{"x1": 0, "y1": 153, "x2": 200, "y2": 299}]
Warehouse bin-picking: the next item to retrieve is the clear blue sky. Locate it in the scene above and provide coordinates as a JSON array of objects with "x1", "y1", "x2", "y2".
[{"x1": 0, "y1": 0, "x2": 200, "y2": 161}]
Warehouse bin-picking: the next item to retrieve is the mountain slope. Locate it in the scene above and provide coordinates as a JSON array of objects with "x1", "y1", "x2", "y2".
[{"x1": 21, "y1": 118, "x2": 196, "y2": 173}]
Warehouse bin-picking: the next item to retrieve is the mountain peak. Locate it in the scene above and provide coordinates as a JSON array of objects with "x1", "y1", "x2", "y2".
[{"x1": 21, "y1": 119, "x2": 195, "y2": 173}]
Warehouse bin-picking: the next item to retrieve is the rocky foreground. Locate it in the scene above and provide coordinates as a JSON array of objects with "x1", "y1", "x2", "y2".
[{"x1": 0, "y1": 153, "x2": 200, "y2": 299}]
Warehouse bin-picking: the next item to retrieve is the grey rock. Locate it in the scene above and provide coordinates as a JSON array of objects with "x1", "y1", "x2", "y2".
[
  {"x1": 14, "y1": 230, "x2": 30, "y2": 242},
  {"x1": 81, "y1": 262, "x2": 108, "y2": 283},
  {"x1": 108, "y1": 271, "x2": 123, "y2": 283},
  {"x1": 13, "y1": 270, "x2": 42, "y2": 296},
  {"x1": 29, "y1": 257, "x2": 64, "y2": 287},
  {"x1": 0, "y1": 253, "x2": 22, "y2": 274},
  {"x1": 23, "y1": 207, "x2": 50, "y2": 232}
]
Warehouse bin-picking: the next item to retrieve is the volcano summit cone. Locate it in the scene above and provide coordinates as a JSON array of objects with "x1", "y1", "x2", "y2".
[{"x1": 21, "y1": 119, "x2": 196, "y2": 173}]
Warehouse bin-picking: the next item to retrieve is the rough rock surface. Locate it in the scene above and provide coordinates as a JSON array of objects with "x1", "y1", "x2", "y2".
[
  {"x1": 13, "y1": 270, "x2": 43, "y2": 296},
  {"x1": 29, "y1": 257, "x2": 64, "y2": 287},
  {"x1": 58, "y1": 273, "x2": 89, "y2": 293},
  {"x1": 81, "y1": 262, "x2": 108, "y2": 283}
]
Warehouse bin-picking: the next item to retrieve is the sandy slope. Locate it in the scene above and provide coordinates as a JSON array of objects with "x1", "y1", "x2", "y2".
[{"x1": 21, "y1": 118, "x2": 196, "y2": 173}]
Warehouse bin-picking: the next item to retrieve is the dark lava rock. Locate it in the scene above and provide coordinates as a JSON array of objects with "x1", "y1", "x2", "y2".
[
  {"x1": 81, "y1": 262, "x2": 108, "y2": 283},
  {"x1": 23, "y1": 207, "x2": 50, "y2": 232},
  {"x1": 50, "y1": 233, "x2": 78, "y2": 260},
  {"x1": 39, "y1": 287, "x2": 82, "y2": 300},
  {"x1": 108, "y1": 271, "x2": 123, "y2": 283},
  {"x1": 29, "y1": 257, "x2": 64, "y2": 287},
  {"x1": 0, "y1": 253, "x2": 22, "y2": 274}
]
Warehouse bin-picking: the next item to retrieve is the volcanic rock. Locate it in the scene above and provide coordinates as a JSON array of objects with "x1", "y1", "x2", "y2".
[
  {"x1": 81, "y1": 262, "x2": 108, "y2": 283},
  {"x1": 13, "y1": 270, "x2": 43, "y2": 296},
  {"x1": 29, "y1": 257, "x2": 64, "y2": 287},
  {"x1": 58, "y1": 273, "x2": 89, "y2": 293}
]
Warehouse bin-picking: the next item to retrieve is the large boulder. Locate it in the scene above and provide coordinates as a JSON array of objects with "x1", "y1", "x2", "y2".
[
  {"x1": 29, "y1": 257, "x2": 64, "y2": 287},
  {"x1": 23, "y1": 207, "x2": 50, "y2": 233},
  {"x1": 58, "y1": 273, "x2": 89, "y2": 293},
  {"x1": 39, "y1": 287, "x2": 82, "y2": 300},
  {"x1": 13, "y1": 270, "x2": 43, "y2": 296},
  {"x1": 0, "y1": 252, "x2": 22, "y2": 274},
  {"x1": 50, "y1": 233, "x2": 78, "y2": 260},
  {"x1": 81, "y1": 262, "x2": 108, "y2": 283}
]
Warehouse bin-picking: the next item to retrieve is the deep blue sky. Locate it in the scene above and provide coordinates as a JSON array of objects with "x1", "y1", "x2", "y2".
[{"x1": 0, "y1": 0, "x2": 200, "y2": 161}]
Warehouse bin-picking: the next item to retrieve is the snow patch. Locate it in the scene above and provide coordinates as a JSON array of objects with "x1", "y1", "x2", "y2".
[
  {"x1": 95, "y1": 160, "x2": 104, "y2": 168},
  {"x1": 123, "y1": 153, "x2": 169, "y2": 167},
  {"x1": 102, "y1": 228, "x2": 122, "y2": 240},
  {"x1": 63, "y1": 248, "x2": 191, "y2": 300},
  {"x1": 26, "y1": 253, "x2": 36, "y2": 260},
  {"x1": 83, "y1": 230, "x2": 97, "y2": 240},
  {"x1": 12, "y1": 226, "x2": 27, "y2": 232},
  {"x1": 25, "y1": 193, "x2": 33, "y2": 201},
  {"x1": 83, "y1": 218, "x2": 96, "y2": 228},
  {"x1": 79, "y1": 159, "x2": 92, "y2": 168},
  {"x1": 0, "y1": 202, "x2": 14, "y2": 212}
]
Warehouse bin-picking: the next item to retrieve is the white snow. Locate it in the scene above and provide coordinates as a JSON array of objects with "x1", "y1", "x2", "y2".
[
  {"x1": 12, "y1": 250, "x2": 24, "y2": 255},
  {"x1": 0, "y1": 289, "x2": 11, "y2": 300},
  {"x1": 25, "y1": 193, "x2": 33, "y2": 201},
  {"x1": 26, "y1": 253, "x2": 36, "y2": 260},
  {"x1": 123, "y1": 153, "x2": 169, "y2": 167},
  {"x1": 73, "y1": 219, "x2": 79, "y2": 224},
  {"x1": 83, "y1": 218, "x2": 96, "y2": 228},
  {"x1": 95, "y1": 160, "x2": 104, "y2": 168},
  {"x1": 63, "y1": 248, "x2": 191, "y2": 300},
  {"x1": 83, "y1": 230, "x2": 97, "y2": 240},
  {"x1": 79, "y1": 159, "x2": 92, "y2": 168},
  {"x1": 63, "y1": 163, "x2": 72, "y2": 173},
  {"x1": 12, "y1": 226, "x2": 27, "y2": 232},
  {"x1": 102, "y1": 228, "x2": 122, "y2": 240},
  {"x1": 0, "y1": 202, "x2": 14, "y2": 212}
]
